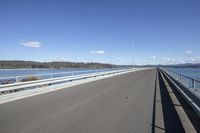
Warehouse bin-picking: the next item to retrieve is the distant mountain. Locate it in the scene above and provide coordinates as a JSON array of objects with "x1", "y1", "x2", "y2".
[
  {"x1": 136, "y1": 63, "x2": 200, "y2": 68},
  {"x1": 0, "y1": 60, "x2": 116, "y2": 69},
  {"x1": 120, "y1": 63, "x2": 200, "y2": 68},
  {"x1": 160, "y1": 63, "x2": 200, "y2": 68}
]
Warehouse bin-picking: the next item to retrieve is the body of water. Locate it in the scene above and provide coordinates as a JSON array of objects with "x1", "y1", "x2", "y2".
[
  {"x1": 0, "y1": 68, "x2": 94, "y2": 77},
  {"x1": 168, "y1": 67, "x2": 200, "y2": 89},
  {"x1": 169, "y1": 67, "x2": 200, "y2": 80}
]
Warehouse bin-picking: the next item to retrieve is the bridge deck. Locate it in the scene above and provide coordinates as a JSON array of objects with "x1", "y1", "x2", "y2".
[{"x1": 0, "y1": 69, "x2": 157, "y2": 133}]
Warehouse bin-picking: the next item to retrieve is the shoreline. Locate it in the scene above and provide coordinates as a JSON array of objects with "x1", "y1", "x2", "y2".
[{"x1": 0, "y1": 68, "x2": 93, "y2": 70}]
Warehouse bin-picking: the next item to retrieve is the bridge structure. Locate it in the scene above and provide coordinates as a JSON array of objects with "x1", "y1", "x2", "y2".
[{"x1": 0, "y1": 68, "x2": 199, "y2": 133}]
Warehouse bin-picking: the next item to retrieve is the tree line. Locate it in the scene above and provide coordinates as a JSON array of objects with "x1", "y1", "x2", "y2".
[{"x1": 0, "y1": 60, "x2": 116, "y2": 69}]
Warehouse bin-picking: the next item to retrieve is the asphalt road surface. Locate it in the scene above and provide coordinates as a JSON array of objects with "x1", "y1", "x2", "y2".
[{"x1": 0, "y1": 69, "x2": 156, "y2": 133}]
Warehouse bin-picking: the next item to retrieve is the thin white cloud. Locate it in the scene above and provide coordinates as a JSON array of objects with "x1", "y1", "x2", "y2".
[
  {"x1": 161, "y1": 57, "x2": 177, "y2": 64},
  {"x1": 160, "y1": 55, "x2": 200, "y2": 65},
  {"x1": 90, "y1": 50, "x2": 105, "y2": 54},
  {"x1": 188, "y1": 57, "x2": 200, "y2": 63},
  {"x1": 146, "y1": 53, "x2": 200, "y2": 65},
  {"x1": 161, "y1": 57, "x2": 173, "y2": 62},
  {"x1": 149, "y1": 56, "x2": 156, "y2": 60},
  {"x1": 20, "y1": 40, "x2": 42, "y2": 48},
  {"x1": 52, "y1": 58, "x2": 66, "y2": 61},
  {"x1": 116, "y1": 58, "x2": 123, "y2": 61},
  {"x1": 185, "y1": 50, "x2": 192, "y2": 55},
  {"x1": 60, "y1": 58, "x2": 66, "y2": 61}
]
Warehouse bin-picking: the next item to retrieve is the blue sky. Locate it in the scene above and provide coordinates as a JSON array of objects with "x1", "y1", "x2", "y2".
[{"x1": 0, "y1": 0, "x2": 200, "y2": 65}]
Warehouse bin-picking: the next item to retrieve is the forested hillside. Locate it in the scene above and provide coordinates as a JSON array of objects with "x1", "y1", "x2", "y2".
[{"x1": 0, "y1": 61, "x2": 115, "y2": 69}]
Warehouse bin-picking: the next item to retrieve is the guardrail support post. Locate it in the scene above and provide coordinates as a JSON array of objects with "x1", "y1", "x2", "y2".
[
  {"x1": 16, "y1": 76, "x2": 19, "y2": 83},
  {"x1": 192, "y1": 79, "x2": 195, "y2": 88}
]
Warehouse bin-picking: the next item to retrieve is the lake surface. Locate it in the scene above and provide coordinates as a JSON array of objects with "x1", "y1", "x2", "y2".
[
  {"x1": 167, "y1": 67, "x2": 200, "y2": 89},
  {"x1": 0, "y1": 68, "x2": 109, "y2": 77},
  {"x1": 168, "y1": 67, "x2": 200, "y2": 80}
]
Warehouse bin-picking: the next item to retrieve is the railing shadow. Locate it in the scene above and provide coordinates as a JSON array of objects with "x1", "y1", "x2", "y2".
[
  {"x1": 163, "y1": 71, "x2": 200, "y2": 132},
  {"x1": 158, "y1": 71, "x2": 185, "y2": 133},
  {"x1": 151, "y1": 70, "x2": 185, "y2": 133}
]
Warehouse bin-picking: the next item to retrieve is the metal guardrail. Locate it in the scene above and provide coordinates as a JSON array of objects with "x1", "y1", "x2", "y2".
[
  {"x1": 160, "y1": 68, "x2": 200, "y2": 117},
  {"x1": 0, "y1": 69, "x2": 132, "y2": 94},
  {"x1": 0, "y1": 68, "x2": 121, "y2": 85},
  {"x1": 163, "y1": 68, "x2": 200, "y2": 90}
]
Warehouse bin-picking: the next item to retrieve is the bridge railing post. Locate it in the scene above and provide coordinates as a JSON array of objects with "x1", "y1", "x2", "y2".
[
  {"x1": 192, "y1": 79, "x2": 195, "y2": 89},
  {"x1": 16, "y1": 76, "x2": 19, "y2": 83}
]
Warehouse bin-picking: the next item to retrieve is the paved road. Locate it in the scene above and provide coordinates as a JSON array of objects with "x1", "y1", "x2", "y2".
[{"x1": 0, "y1": 69, "x2": 156, "y2": 133}]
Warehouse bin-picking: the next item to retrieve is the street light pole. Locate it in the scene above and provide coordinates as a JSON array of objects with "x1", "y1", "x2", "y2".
[{"x1": 132, "y1": 42, "x2": 135, "y2": 69}]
